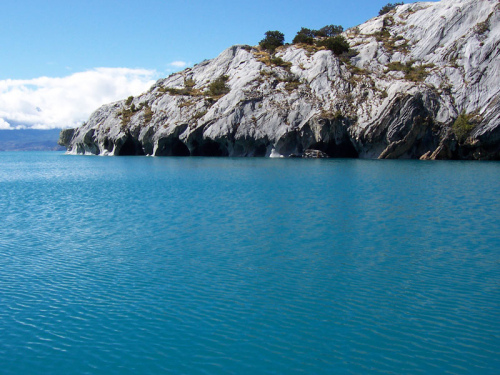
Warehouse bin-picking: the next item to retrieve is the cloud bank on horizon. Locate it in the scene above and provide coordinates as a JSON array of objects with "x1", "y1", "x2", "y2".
[{"x1": 0, "y1": 67, "x2": 157, "y2": 130}]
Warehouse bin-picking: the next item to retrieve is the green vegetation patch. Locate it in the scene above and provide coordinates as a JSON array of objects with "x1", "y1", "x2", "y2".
[
  {"x1": 159, "y1": 78, "x2": 201, "y2": 96},
  {"x1": 316, "y1": 35, "x2": 350, "y2": 56},
  {"x1": 385, "y1": 60, "x2": 434, "y2": 82},
  {"x1": 475, "y1": 11, "x2": 493, "y2": 35},
  {"x1": 290, "y1": 25, "x2": 350, "y2": 57},
  {"x1": 255, "y1": 51, "x2": 292, "y2": 70},
  {"x1": 372, "y1": 26, "x2": 409, "y2": 53},
  {"x1": 283, "y1": 75, "x2": 301, "y2": 91},
  {"x1": 452, "y1": 111, "x2": 475, "y2": 141},
  {"x1": 206, "y1": 75, "x2": 230, "y2": 98},
  {"x1": 118, "y1": 101, "x2": 150, "y2": 127},
  {"x1": 270, "y1": 56, "x2": 292, "y2": 69},
  {"x1": 292, "y1": 25, "x2": 344, "y2": 45},
  {"x1": 143, "y1": 105, "x2": 153, "y2": 124},
  {"x1": 259, "y1": 31, "x2": 285, "y2": 53},
  {"x1": 293, "y1": 29, "x2": 314, "y2": 45},
  {"x1": 379, "y1": 2, "x2": 404, "y2": 16}
]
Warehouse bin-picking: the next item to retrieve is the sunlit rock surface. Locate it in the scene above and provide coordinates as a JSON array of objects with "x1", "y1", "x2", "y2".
[{"x1": 60, "y1": 0, "x2": 500, "y2": 159}]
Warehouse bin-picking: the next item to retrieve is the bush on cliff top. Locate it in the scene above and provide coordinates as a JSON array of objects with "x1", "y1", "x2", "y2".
[
  {"x1": 379, "y1": 2, "x2": 404, "y2": 16},
  {"x1": 259, "y1": 31, "x2": 285, "y2": 52},
  {"x1": 292, "y1": 28, "x2": 315, "y2": 45},
  {"x1": 292, "y1": 25, "x2": 344, "y2": 45},
  {"x1": 315, "y1": 25, "x2": 344, "y2": 38}
]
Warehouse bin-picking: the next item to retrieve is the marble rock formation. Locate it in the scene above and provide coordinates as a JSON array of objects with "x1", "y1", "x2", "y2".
[{"x1": 60, "y1": 0, "x2": 500, "y2": 160}]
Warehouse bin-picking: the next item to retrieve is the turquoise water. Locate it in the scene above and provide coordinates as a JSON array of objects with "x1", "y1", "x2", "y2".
[{"x1": 0, "y1": 152, "x2": 499, "y2": 374}]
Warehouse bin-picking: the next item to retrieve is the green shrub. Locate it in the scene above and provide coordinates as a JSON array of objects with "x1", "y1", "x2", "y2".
[
  {"x1": 339, "y1": 49, "x2": 360, "y2": 64},
  {"x1": 282, "y1": 74, "x2": 301, "y2": 91},
  {"x1": 207, "y1": 75, "x2": 230, "y2": 97},
  {"x1": 160, "y1": 78, "x2": 199, "y2": 96},
  {"x1": 143, "y1": 105, "x2": 153, "y2": 124},
  {"x1": 385, "y1": 60, "x2": 434, "y2": 82},
  {"x1": 119, "y1": 102, "x2": 153, "y2": 127},
  {"x1": 293, "y1": 28, "x2": 315, "y2": 45},
  {"x1": 386, "y1": 61, "x2": 408, "y2": 72},
  {"x1": 118, "y1": 109, "x2": 132, "y2": 127},
  {"x1": 383, "y1": 15, "x2": 394, "y2": 28},
  {"x1": 293, "y1": 34, "x2": 314, "y2": 45},
  {"x1": 405, "y1": 64, "x2": 434, "y2": 82},
  {"x1": 373, "y1": 29, "x2": 391, "y2": 42},
  {"x1": 474, "y1": 11, "x2": 493, "y2": 35},
  {"x1": 292, "y1": 25, "x2": 344, "y2": 45},
  {"x1": 163, "y1": 87, "x2": 185, "y2": 95},
  {"x1": 125, "y1": 96, "x2": 133, "y2": 106},
  {"x1": 270, "y1": 56, "x2": 292, "y2": 68},
  {"x1": 259, "y1": 31, "x2": 285, "y2": 52},
  {"x1": 475, "y1": 21, "x2": 489, "y2": 34},
  {"x1": 316, "y1": 35, "x2": 350, "y2": 55},
  {"x1": 379, "y1": 2, "x2": 404, "y2": 16},
  {"x1": 452, "y1": 111, "x2": 475, "y2": 141},
  {"x1": 315, "y1": 25, "x2": 343, "y2": 37},
  {"x1": 184, "y1": 78, "x2": 196, "y2": 89}
]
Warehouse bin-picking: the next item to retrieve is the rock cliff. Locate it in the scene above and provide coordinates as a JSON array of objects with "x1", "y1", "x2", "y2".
[{"x1": 59, "y1": 0, "x2": 500, "y2": 159}]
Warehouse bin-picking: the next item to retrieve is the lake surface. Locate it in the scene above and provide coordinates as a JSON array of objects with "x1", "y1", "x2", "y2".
[{"x1": 0, "y1": 152, "x2": 499, "y2": 374}]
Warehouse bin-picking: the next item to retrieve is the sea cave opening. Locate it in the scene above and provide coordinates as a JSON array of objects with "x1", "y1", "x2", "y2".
[{"x1": 117, "y1": 137, "x2": 144, "y2": 156}]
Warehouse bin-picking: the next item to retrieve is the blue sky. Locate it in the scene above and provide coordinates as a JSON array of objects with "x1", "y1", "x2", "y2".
[{"x1": 1, "y1": 0, "x2": 438, "y2": 129}]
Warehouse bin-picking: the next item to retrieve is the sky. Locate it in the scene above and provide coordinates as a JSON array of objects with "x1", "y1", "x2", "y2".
[{"x1": 1, "y1": 0, "x2": 438, "y2": 130}]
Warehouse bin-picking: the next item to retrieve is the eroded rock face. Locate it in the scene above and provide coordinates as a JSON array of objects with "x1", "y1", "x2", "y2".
[
  {"x1": 58, "y1": 128, "x2": 75, "y2": 147},
  {"x1": 59, "y1": 0, "x2": 500, "y2": 160}
]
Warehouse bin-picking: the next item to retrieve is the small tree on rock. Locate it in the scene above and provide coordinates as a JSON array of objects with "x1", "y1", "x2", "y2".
[
  {"x1": 379, "y1": 2, "x2": 404, "y2": 16},
  {"x1": 452, "y1": 111, "x2": 475, "y2": 142},
  {"x1": 207, "y1": 75, "x2": 230, "y2": 97},
  {"x1": 316, "y1": 35, "x2": 350, "y2": 55},
  {"x1": 259, "y1": 30, "x2": 285, "y2": 52},
  {"x1": 315, "y1": 25, "x2": 344, "y2": 37},
  {"x1": 293, "y1": 27, "x2": 315, "y2": 45}
]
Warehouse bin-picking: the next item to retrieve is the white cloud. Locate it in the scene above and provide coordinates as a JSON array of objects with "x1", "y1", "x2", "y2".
[
  {"x1": 0, "y1": 68, "x2": 156, "y2": 130},
  {"x1": 0, "y1": 118, "x2": 11, "y2": 130},
  {"x1": 170, "y1": 61, "x2": 187, "y2": 68}
]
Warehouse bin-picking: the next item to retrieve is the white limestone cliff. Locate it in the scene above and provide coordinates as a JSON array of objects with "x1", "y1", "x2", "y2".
[{"x1": 60, "y1": 0, "x2": 500, "y2": 159}]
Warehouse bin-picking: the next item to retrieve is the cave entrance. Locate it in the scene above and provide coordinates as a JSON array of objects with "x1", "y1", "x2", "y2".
[
  {"x1": 192, "y1": 139, "x2": 228, "y2": 156},
  {"x1": 172, "y1": 140, "x2": 190, "y2": 156},
  {"x1": 254, "y1": 143, "x2": 267, "y2": 157},
  {"x1": 309, "y1": 141, "x2": 358, "y2": 158},
  {"x1": 155, "y1": 138, "x2": 191, "y2": 156},
  {"x1": 117, "y1": 137, "x2": 144, "y2": 156}
]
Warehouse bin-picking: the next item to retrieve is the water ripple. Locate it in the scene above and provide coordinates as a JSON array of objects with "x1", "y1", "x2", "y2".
[{"x1": 0, "y1": 154, "x2": 499, "y2": 374}]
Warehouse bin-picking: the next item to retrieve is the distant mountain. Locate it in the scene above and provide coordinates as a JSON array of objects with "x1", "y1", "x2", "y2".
[
  {"x1": 0, "y1": 129, "x2": 65, "y2": 151},
  {"x1": 60, "y1": 0, "x2": 499, "y2": 160}
]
